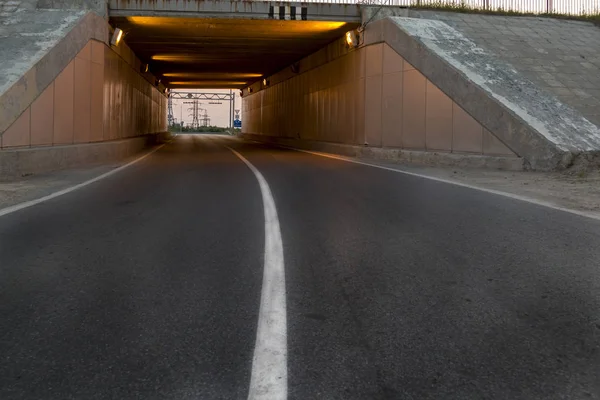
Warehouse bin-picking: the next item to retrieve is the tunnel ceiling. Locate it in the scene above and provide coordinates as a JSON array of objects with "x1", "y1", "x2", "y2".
[{"x1": 110, "y1": 16, "x2": 358, "y2": 89}]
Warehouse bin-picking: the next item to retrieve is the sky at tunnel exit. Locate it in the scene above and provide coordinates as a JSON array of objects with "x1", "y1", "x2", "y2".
[{"x1": 171, "y1": 89, "x2": 242, "y2": 128}]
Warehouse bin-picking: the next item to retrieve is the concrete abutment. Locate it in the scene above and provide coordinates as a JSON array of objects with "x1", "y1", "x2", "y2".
[{"x1": 2, "y1": 1, "x2": 600, "y2": 175}]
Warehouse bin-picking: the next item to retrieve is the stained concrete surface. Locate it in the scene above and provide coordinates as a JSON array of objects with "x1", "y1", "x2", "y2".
[
  {"x1": 412, "y1": 10, "x2": 600, "y2": 129},
  {"x1": 384, "y1": 16, "x2": 600, "y2": 169},
  {"x1": 0, "y1": 6, "x2": 86, "y2": 95}
]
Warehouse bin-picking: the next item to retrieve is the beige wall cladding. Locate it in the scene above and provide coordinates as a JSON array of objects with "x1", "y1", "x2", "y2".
[
  {"x1": 90, "y1": 62, "x2": 104, "y2": 142},
  {"x1": 453, "y1": 104, "x2": 483, "y2": 153},
  {"x1": 355, "y1": 48, "x2": 366, "y2": 79},
  {"x1": 73, "y1": 57, "x2": 92, "y2": 143},
  {"x1": 425, "y1": 81, "x2": 453, "y2": 151},
  {"x1": 91, "y1": 40, "x2": 104, "y2": 65},
  {"x1": 366, "y1": 44, "x2": 383, "y2": 77},
  {"x1": 30, "y1": 83, "x2": 55, "y2": 146},
  {"x1": 354, "y1": 78, "x2": 366, "y2": 144},
  {"x1": 0, "y1": 12, "x2": 108, "y2": 138},
  {"x1": 318, "y1": 90, "x2": 326, "y2": 140},
  {"x1": 383, "y1": 44, "x2": 403, "y2": 74},
  {"x1": 77, "y1": 41, "x2": 92, "y2": 61},
  {"x1": 241, "y1": 38, "x2": 515, "y2": 163},
  {"x1": 402, "y1": 69, "x2": 427, "y2": 150},
  {"x1": 365, "y1": 75, "x2": 383, "y2": 146},
  {"x1": 2, "y1": 36, "x2": 167, "y2": 155},
  {"x1": 382, "y1": 71, "x2": 403, "y2": 147},
  {"x1": 1, "y1": 109, "x2": 30, "y2": 148},
  {"x1": 241, "y1": 43, "x2": 366, "y2": 145},
  {"x1": 53, "y1": 61, "x2": 75, "y2": 145},
  {"x1": 102, "y1": 51, "x2": 113, "y2": 141},
  {"x1": 329, "y1": 86, "x2": 339, "y2": 142}
]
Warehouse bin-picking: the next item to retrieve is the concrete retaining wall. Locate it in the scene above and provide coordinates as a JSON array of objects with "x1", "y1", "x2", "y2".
[
  {"x1": 241, "y1": 15, "x2": 600, "y2": 170},
  {"x1": 0, "y1": 8, "x2": 168, "y2": 178},
  {"x1": 242, "y1": 133, "x2": 524, "y2": 171},
  {"x1": 375, "y1": 17, "x2": 600, "y2": 170},
  {"x1": 0, "y1": 11, "x2": 104, "y2": 135},
  {"x1": 1, "y1": 38, "x2": 168, "y2": 150},
  {"x1": 241, "y1": 32, "x2": 519, "y2": 169},
  {"x1": 0, "y1": 135, "x2": 168, "y2": 180},
  {"x1": 37, "y1": 1, "x2": 107, "y2": 15}
]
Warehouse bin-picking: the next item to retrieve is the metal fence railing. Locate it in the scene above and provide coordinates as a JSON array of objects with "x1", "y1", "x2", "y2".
[{"x1": 300, "y1": 0, "x2": 600, "y2": 16}]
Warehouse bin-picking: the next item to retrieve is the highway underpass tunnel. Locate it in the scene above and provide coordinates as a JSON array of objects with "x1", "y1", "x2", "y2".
[
  {"x1": 112, "y1": 12, "x2": 357, "y2": 130},
  {"x1": 109, "y1": 10, "x2": 359, "y2": 131},
  {"x1": 3, "y1": 0, "x2": 596, "y2": 177}
]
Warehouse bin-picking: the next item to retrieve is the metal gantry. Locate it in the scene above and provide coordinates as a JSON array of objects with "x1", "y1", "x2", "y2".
[{"x1": 170, "y1": 92, "x2": 235, "y2": 101}]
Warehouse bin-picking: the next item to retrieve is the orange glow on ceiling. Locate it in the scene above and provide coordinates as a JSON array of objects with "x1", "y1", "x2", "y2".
[
  {"x1": 163, "y1": 72, "x2": 262, "y2": 78},
  {"x1": 151, "y1": 54, "x2": 207, "y2": 62},
  {"x1": 127, "y1": 16, "x2": 347, "y2": 32},
  {"x1": 169, "y1": 81, "x2": 247, "y2": 85}
]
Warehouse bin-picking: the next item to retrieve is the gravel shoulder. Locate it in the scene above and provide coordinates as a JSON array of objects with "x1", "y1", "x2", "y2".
[
  {"x1": 0, "y1": 156, "x2": 138, "y2": 210},
  {"x1": 358, "y1": 156, "x2": 600, "y2": 218}
]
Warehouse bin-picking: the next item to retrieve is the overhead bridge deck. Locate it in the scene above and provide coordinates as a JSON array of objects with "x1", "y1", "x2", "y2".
[{"x1": 107, "y1": 0, "x2": 362, "y2": 22}]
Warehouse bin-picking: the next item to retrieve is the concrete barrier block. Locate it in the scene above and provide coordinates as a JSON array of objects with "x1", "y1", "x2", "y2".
[
  {"x1": 241, "y1": 133, "x2": 523, "y2": 171},
  {"x1": 0, "y1": 135, "x2": 163, "y2": 180}
]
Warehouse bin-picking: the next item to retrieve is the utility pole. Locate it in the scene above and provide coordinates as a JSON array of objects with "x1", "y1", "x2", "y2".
[
  {"x1": 167, "y1": 95, "x2": 174, "y2": 127},
  {"x1": 200, "y1": 109, "x2": 210, "y2": 127},
  {"x1": 229, "y1": 89, "x2": 233, "y2": 130},
  {"x1": 184, "y1": 99, "x2": 201, "y2": 130}
]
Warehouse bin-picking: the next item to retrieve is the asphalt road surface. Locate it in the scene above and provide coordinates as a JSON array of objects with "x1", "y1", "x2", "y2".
[{"x1": 1, "y1": 134, "x2": 600, "y2": 399}]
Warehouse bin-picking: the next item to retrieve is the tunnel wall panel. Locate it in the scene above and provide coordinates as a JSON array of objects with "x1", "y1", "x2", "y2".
[
  {"x1": 1, "y1": 39, "x2": 167, "y2": 150},
  {"x1": 241, "y1": 40, "x2": 515, "y2": 158}
]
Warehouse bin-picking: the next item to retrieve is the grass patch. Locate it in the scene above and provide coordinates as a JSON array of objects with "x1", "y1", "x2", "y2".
[{"x1": 168, "y1": 125, "x2": 230, "y2": 133}]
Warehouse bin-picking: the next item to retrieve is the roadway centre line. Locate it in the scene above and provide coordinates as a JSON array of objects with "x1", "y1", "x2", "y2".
[
  {"x1": 227, "y1": 146, "x2": 288, "y2": 400},
  {"x1": 269, "y1": 144, "x2": 600, "y2": 222},
  {"x1": 0, "y1": 143, "x2": 167, "y2": 219}
]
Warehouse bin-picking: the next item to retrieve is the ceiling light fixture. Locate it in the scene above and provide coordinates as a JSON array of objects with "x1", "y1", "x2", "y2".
[
  {"x1": 345, "y1": 30, "x2": 358, "y2": 48},
  {"x1": 111, "y1": 28, "x2": 124, "y2": 46}
]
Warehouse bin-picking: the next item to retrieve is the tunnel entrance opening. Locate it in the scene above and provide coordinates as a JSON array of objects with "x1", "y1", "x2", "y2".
[
  {"x1": 168, "y1": 89, "x2": 239, "y2": 132},
  {"x1": 109, "y1": 12, "x2": 359, "y2": 135}
]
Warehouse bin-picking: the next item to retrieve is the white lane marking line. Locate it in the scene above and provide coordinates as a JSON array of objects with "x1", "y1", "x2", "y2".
[
  {"x1": 266, "y1": 144, "x2": 600, "y2": 222},
  {"x1": 227, "y1": 146, "x2": 288, "y2": 400},
  {"x1": 0, "y1": 143, "x2": 167, "y2": 219}
]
